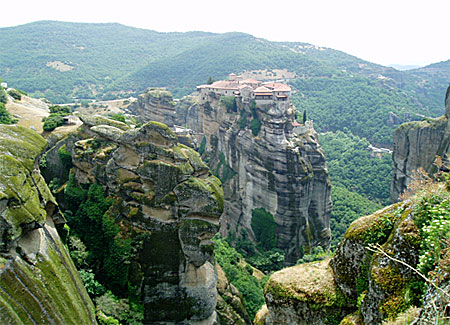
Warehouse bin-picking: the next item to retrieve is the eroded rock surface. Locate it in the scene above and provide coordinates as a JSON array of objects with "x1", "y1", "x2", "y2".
[
  {"x1": 263, "y1": 259, "x2": 352, "y2": 324},
  {"x1": 391, "y1": 84, "x2": 450, "y2": 202},
  {"x1": 129, "y1": 89, "x2": 332, "y2": 264},
  {"x1": 0, "y1": 125, "x2": 96, "y2": 324},
  {"x1": 66, "y1": 116, "x2": 224, "y2": 324}
]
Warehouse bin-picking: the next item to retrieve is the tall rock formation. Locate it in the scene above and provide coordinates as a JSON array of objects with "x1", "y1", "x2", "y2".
[
  {"x1": 59, "y1": 116, "x2": 224, "y2": 324},
  {"x1": 128, "y1": 88, "x2": 332, "y2": 264},
  {"x1": 391, "y1": 84, "x2": 450, "y2": 202},
  {"x1": 0, "y1": 125, "x2": 96, "y2": 324}
]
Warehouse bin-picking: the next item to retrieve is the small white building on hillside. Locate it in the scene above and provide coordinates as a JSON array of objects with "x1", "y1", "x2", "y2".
[{"x1": 1, "y1": 82, "x2": 7, "y2": 89}]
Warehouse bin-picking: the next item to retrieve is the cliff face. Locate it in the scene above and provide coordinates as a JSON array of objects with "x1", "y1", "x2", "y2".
[
  {"x1": 129, "y1": 90, "x2": 332, "y2": 264},
  {"x1": 64, "y1": 116, "x2": 224, "y2": 324},
  {"x1": 0, "y1": 125, "x2": 96, "y2": 324},
  {"x1": 128, "y1": 88, "x2": 176, "y2": 127},
  {"x1": 391, "y1": 84, "x2": 450, "y2": 202}
]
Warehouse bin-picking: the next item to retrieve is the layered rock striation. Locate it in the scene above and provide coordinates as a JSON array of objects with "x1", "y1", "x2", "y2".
[
  {"x1": 129, "y1": 89, "x2": 332, "y2": 264},
  {"x1": 61, "y1": 116, "x2": 224, "y2": 323},
  {"x1": 0, "y1": 125, "x2": 96, "y2": 324},
  {"x1": 128, "y1": 88, "x2": 176, "y2": 127},
  {"x1": 391, "y1": 84, "x2": 450, "y2": 202}
]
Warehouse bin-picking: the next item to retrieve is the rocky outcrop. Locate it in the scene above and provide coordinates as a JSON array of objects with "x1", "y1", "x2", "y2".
[
  {"x1": 263, "y1": 259, "x2": 352, "y2": 324},
  {"x1": 128, "y1": 88, "x2": 176, "y2": 127},
  {"x1": 131, "y1": 89, "x2": 332, "y2": 264},
  {"x1": 391, "y1": 84, "x2": 450, "y2": 202},
  {"x1": 262, "y1": 171, "x2": 450, "y2": 324},
  {"x1": 66, "y1": 116, "x2": 224, "y2": 324},
  {"x1": 331, "y1": 199, "x2": 423, "y2": 324},
  {"x1": 0, "y1": 125, "x2": 96, "y2": 324}
]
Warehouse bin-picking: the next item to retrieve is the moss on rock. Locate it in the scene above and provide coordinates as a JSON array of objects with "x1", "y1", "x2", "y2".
[
  {"x1": 265, "y1": 259, "x2": 353, "y2": 324},
  {"x1": 79, "y1": 114, "x2": 130, "y2": 131}
]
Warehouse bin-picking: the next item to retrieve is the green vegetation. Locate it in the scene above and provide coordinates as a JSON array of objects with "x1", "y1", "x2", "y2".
[
  {"x1": 0, "y1": 87, "x2": 17, "y2": 124},
  {"x1": 198, "y1": 136, "x2": 207, "y2": 155},
  {"x1": 1, "y1": 22, "x2": 446, "y2": 138},
  {"x1": 64, "y1": 177, "x2": 132, "y2": 293},
  {"x1": 0, "y1": 86, "x2": 7, "y2": 104},
  {"x1": 291, "y1": 75, "x2": 431, "y2": 144},
  {"x1": 62, "y1": 175, "x2": 141, "y2": 323},
  {"x1": 251, "y1": 208, "x2": 277, "y2": 251},
  {"x1": 213, "y1": 235, "x2": 266, "y2": 319},
  {"x1": 7, "y1": 89, "x2": 22, "y2": 101},
  {"x1": 414, "y1": 187, "x2": 450, "y2": 275},
  {"x1": 239, "y1": 110, "x2": 248, "y2": 129},
  {"x1": 109, "y1": 113, "x2": 126, "y2": 123},
  {"x1": 319, "y1": 130, "x2": 391, "y2": 246},
  {"x1": 248, "y1": 100, "x2": 261, "y2": 136},
  {"x1": 330, "y1": 186, "x2": 382, "y2": 248},
  {"x1": 319, "y1": 130, "x2": 392, "y2": 202},
  {"x1": 58, "y1": 144, "x2": 73, "y2": 170},
  {"x1": 0, "y1": 102, "x2": 16, "y2": 124},
  {"x1": 250, "y1": 117, "x2": 261, "y2": 136},
  {"x1": 220, "y1": 96, "x2": 237, "y2": 112},
  {"x1": 214, "y1": 152, "x2": 237, "y2": 184},
  {"x1": 296, "y1": 246, "x2": 329, "y2": 264},
  {"x1": 42, "y1": 105, "x2": 72, "y2": 131}
]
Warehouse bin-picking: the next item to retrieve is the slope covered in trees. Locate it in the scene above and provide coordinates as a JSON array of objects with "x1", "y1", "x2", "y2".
[
  {"x1": 1, "y1": 21, "x2": 448, "y2": 144},
  {"x1": 319, "y1": 130, "x2": 391, "y2": 247}
]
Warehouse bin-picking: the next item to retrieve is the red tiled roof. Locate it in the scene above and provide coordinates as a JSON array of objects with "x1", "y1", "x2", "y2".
[
  {"x1": 209, "y1": 80, "x2": 240, "y2": 90},
  {"x1": 264, "y1": 82, "x2": 291, "y2": 92},
  {"x1": 293, "y1": 121, "x2": 301, "y2": 127},
  {"x1": 254, "y1": 86, "x2": 272, "y2": 93}
]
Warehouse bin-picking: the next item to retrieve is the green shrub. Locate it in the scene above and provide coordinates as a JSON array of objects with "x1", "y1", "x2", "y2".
[
  {"x1": 64, "y1": 182, "x2": 131, "y2": 295},
  {"x1": 0, "y1": 88, "x2": 7, "y2": 104},
  {"x1": 239, "y1": 110, "x2": 248, "y2": 129},
  {"x1": 251, "y1": 208, "x2": 277, "y2": 251},
  {"x1": 214, "y1": 152, "x2": 237, "y2": 184},
  {"x1": 95, "y1": 291, "x2": 144, "y2": 324},
  {"x1": 248, "y1": 248, "x2": 285, "y2": 273},
  {"x1": 48, "y1": 178, "x2": 61, "y2": 193},
  {"x1": 220, "y1": 96, "x2": 237, "y2": 112},
  {"x1": 7, "y1": 89, "x2": 22, "y2": 101},
  {"x1": 296, "y1": 246, "x2": 329, "y2": 264},
  {"x1": 198, "y1": 136, "x2": 207, "y2": 155},
  {"x1": 213, "y1": 235, "x2": 264, "y2": 319},
  {"x1": 68, "y1": 235, "x2": 89, "y2": 268},
  {"x1": 414, "y1": 192, "x2": 450, "y2": 275},
  {"x1": 42, "y1": 114, "x2": 64, "y2": 131},
  {"x1": 58, "y1": 145, "x2": 73, "y2": 169},
  {"x1": 110, "y1": 114, "x2": 126, "y2": 123},
  {"x1": 0, "y1": 103, "x2": 16, "y2": 124},
  {"x1": 49, "y1": 105, "x2": 72, "y2": 115},
  {"x1": 79, "y1": 269, "x2": 106, "y2": 296},
  {"x1": 250, "y1": 117, "x2": 261, "y2": 136}
]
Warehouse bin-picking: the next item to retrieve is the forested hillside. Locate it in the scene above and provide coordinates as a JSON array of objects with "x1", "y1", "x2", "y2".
[
  {"x1": 318, "y1": 130, "x2": 391, "y2": 247},
  {"x1": 1, "y1": 21, "x2": 449, "y2": 144}
]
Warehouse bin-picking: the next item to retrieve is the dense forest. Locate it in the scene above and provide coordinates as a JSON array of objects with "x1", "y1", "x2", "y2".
[
  {"x1": 1, "y1": 21, "x2": 449, "y2": 143},
  {"x1": 318, "y1": 130, "x2": 390, "y2": 247}
]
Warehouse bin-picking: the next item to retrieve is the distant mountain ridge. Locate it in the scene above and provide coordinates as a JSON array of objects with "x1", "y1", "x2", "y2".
[{"x1": 1, "y1": 20, "x2": 449, "y2": 144}]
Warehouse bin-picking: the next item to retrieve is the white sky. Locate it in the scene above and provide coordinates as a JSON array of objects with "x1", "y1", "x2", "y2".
[{"x1": 1, "y1": 0, "x2": 449, "y2": 67}]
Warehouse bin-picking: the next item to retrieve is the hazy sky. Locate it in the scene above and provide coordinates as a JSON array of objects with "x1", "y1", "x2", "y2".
[{"x1": 1, "y1": 0, "x2": 449, "y2": 67}]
